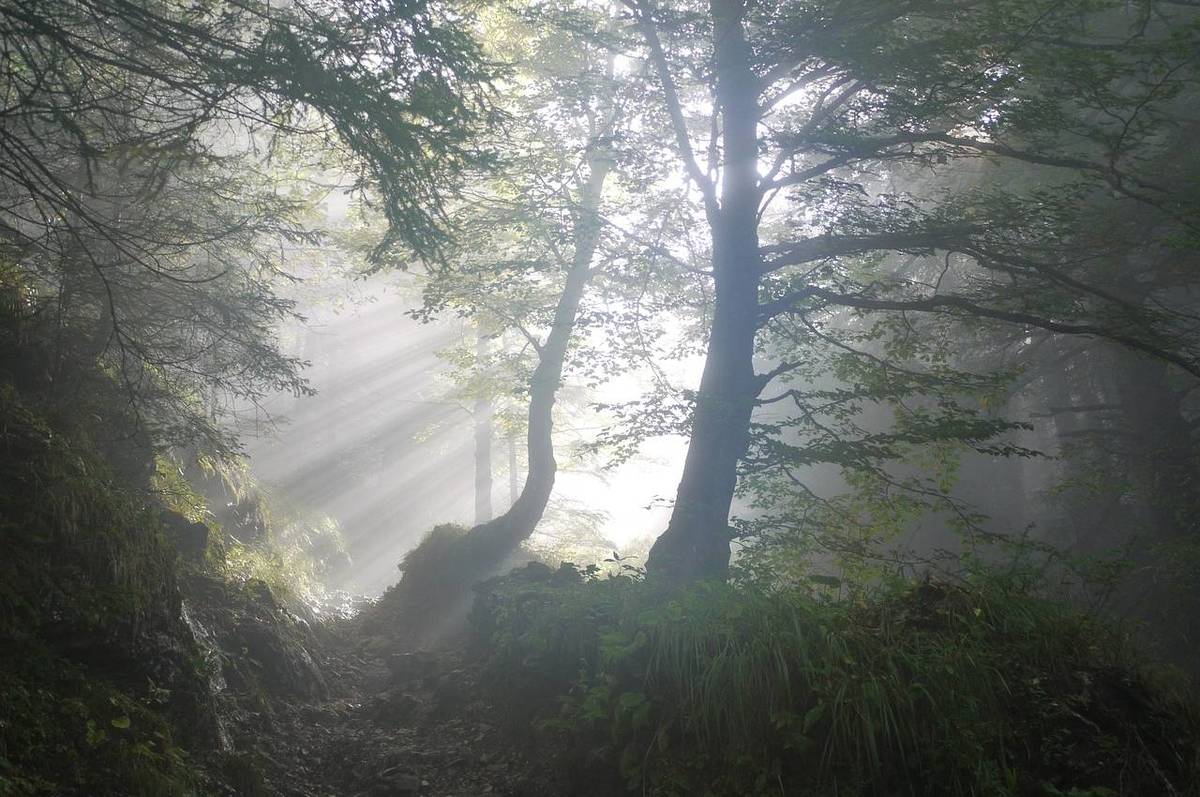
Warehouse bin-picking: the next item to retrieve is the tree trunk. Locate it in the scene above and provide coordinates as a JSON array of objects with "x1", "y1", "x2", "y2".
[
  {"x1": 466, "y1": 147, "x2": 612, "y2": 554},
  {"x1": 646, "y1": 0, "x2": 764, "y2": 583},
  {"x1": 473, "y1": 328, "x2": 493, "y2": 525},
  {"x1": 507, "y1": 432, "x2": 519, "y2": 509},
  {"x1": 383, "y1": 143, "x2": 615, "y2": 649}
]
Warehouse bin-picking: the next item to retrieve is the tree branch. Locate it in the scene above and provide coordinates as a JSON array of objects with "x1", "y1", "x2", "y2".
[
  {"x1": 759, "y1": 226, "x2": 982, "y2": 274},
  {"x1": 769, "y1": 285, "x2": 1200, "y2": 378},
  {"x1": 626, "y1": 0, "x2": 719, "y2": 215}
]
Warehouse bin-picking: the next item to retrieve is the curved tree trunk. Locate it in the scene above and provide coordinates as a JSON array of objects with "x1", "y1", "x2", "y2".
[
  {"x1": 383, "y1": 140, "x2": 614, "y2": 648},
  {"x1": 462, "y1": 146, "x2": 612, "y2": 555}
]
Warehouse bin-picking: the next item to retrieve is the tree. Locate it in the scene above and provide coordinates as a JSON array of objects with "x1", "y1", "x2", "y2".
[
  {"x1": 0, "y1": 0, "x2": 495, "y2": 451},
  {"x1": 473, "y1": 326, "x2": 496, "y2": 525},
  {"x1": 374, "y1": 1, "x2": 636, "y2": 644},
  {"x1": 622, "y1": 0, "x2": 1200, "y2": 582}
]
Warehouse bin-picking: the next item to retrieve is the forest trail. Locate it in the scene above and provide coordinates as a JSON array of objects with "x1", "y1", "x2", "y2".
[{"x1": 213, "y1": 631, "x2": 559, "y2": 797}]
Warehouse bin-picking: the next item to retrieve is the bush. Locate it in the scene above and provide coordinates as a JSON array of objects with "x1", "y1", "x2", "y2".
[{"x1": 472, "y1": 567, "x2": 1200, "y2": 796}]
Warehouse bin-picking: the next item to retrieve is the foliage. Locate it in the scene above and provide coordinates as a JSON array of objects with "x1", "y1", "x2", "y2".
[
  {"x1": 588, "y1": 0, "x2": 1200, "y2": 581},
  {"x1": 0, "y1": 320, "x2": 330, "y2": 790},
  {"x1": 0, "y1": 645, "x2": 200, "y2": 797},
  {"x1": 472, "y1": 565, "x2": 1200, "y2": 796},
  {"x1": 152, "y1": 450, "x2": 351, "y2": 608},
  {"x1": 0, "y1": 383, "x2": 178, "y2": 645},
  {"x1": 0, "y1": 0, "x2": 497, "y2": 453}
]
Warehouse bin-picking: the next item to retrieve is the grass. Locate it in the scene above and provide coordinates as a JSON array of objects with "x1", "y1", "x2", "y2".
[{"x1": 472, "y1": 566, "x2": 1200, "y2": 796}]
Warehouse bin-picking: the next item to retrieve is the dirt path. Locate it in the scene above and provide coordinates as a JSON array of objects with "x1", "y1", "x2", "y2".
[{"x1": 219, "y1": 633, "x2": 556, "y2": 797}]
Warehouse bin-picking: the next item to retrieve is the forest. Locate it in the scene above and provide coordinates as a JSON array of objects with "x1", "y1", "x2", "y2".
[{"x1": 2, "y1": 0, "x2": 1200, "y2": 795}]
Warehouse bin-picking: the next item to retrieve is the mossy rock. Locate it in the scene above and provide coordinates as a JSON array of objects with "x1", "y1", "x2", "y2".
[{"x1": 181, "y1": 574, "x2": 328, "y2": 703}]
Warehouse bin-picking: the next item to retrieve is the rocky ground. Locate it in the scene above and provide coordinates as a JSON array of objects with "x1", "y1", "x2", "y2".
[{"x1": 191, "y1": 607, "x2": 565, "y2": 797}]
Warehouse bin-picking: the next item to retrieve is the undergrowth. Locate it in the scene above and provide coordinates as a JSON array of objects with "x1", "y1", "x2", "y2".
[
  {"x1": 0, "y1": 384, "x2": 178, "y2": 649},
  {"x1": 0, "y1": 384, "x2": 213, "y2": 795},
  {"x1": 472, "y1": 564, "x2": 1200, "y2": 796},
  {"x1": 0, "y1": 261, "x2": 330, "y2": 794},
  {"x1": 0, "y1": 645, "x2": 199, "y2": 797},
  {"x1": 153, "y1": 452, "x2": 350, "y2": 608}
]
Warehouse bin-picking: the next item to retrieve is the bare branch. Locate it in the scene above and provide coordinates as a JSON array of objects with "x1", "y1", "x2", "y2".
[{"x1": 625, "y1": 0, "x2": 719, "y2": 214}]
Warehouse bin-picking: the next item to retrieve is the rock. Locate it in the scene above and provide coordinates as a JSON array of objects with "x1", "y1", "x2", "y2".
[
  {"x1": 386, "y1": 651, "x2": 440, "y2": 684},
  {"x1": 224, "y1": 495, "x2": 269, "y2": 545},
  {"x1": 160, "y1": 510, "x2": 209, "y2": 561},
  {"x1": 300, "y1": 703, "x2": 338, "y2": 723},
  {"x1": 432, "y1": 668, "x2": 475, "y2": 713},
  {"x1": 370, "y1": 690, "x2": 421, "y2": 724},
  {"x1": 376, "y1": 766, "x2": 422, "y2": 795}
]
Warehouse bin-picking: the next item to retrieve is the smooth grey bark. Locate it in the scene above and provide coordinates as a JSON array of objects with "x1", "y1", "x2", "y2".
[
  {"x1": 645, "y1": 0, "x2": 764, "y2": 582},
  {"x1": 466, "y1": 145, "x2": 613, "y2": 555},
  {"x1": 386, "y1": 137, "x2": 616, "y2": 649}
]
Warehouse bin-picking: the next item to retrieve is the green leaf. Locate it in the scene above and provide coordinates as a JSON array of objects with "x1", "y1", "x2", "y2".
[
  {"x1": 110, "y1": 716, "x2": 131, "y2": 729},
  {"x1": 617, "y1": 691, "x2": 647, "y2": 712},
  {"x1": 85, "y1": 720, "x2": 107, "y2": 747},
  {"x1": 802, "y1": 702, "x2": 826, "y2": 733}
]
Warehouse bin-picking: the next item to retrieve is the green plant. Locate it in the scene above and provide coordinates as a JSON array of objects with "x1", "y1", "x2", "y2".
[
  {"x1": 0, "y1": 646, "x2": 200, "y2": 797},
  {"x1": 472, "y1": 568, "x2": 1200, "y2": 796}
]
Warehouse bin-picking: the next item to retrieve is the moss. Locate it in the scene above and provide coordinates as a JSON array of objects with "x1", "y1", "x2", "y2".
[
  {"x1": 155, "y1": 450, "x2": 350, "y2": 603},
  {"x1": 220, "y1": 752, "x2": 269, "y2": 797},
  {"x1": 364, "y1": 523, "x2": 542, "y2": 648},
  {"x1": 0, "y1": 645, "x2": 202, "y2": 797},
  {"x1": 362, "y1": 523, "x2": 473, "y2": 642},
  {"x1": 0, "y1": 284, "x2": 333, "y2": 795},
  {"x1": 0, "y1": 385, "x2": 222, "y2": 792},
  {"x1": 181, "y1": 573, "x2": 328, "y2": 703},
  {"x1": 154, "y1": 457, "x2": 217, "y2": 530},
  {"x1": 0, "y1": 384, "x2": 179, "y2": 645}
]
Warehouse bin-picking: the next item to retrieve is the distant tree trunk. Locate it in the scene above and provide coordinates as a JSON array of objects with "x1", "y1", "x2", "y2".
[
  {"x1": 1109, "y1": 349, "x2": 1195, "y2": 532},
  {"x1": 645, "y1": 0, "x2": 763, "y2": 584},
  {"x1": 1106, "y1": 347, "x2": 1200, "y2": 671},
  {"x1": 507, "y1": 432, "x2": 519, "y2": 509},
  {"x1": 474, "y1": 329, "x2": 493, "y2": 525}
]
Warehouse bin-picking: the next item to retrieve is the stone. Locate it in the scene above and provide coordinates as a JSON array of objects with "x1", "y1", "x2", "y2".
[
  {"x1": 159, "y1": 510, "x2": 209, "y2": 561},
  {"x1": 376, "y1": 766, "x2": 422, "y2": 796},
  {"x1": 386, "y1": 651, "x2": 439, "y2": 684}
]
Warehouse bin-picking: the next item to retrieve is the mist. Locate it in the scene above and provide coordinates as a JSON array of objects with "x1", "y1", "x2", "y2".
[{"x1": 3, "y1": 1, "x2": 1199, "y2": 795}]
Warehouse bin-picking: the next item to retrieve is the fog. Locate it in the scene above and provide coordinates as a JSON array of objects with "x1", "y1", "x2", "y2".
[{"x1": 243, "y1": 278, "x2": 694, "y2": 594}]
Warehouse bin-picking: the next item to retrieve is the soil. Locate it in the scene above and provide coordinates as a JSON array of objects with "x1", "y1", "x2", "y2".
[{"x1": 198, "y1": 624, "x2": 565, "y2": 797}]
